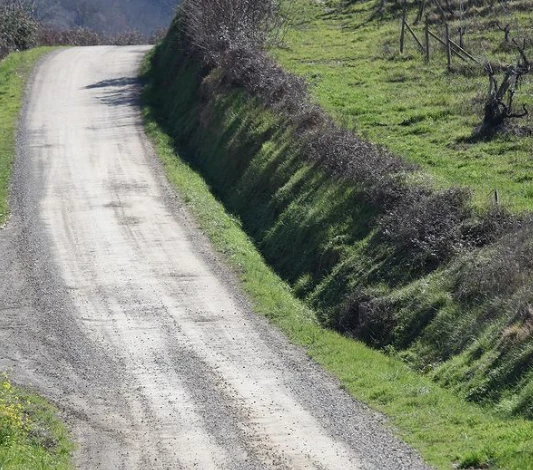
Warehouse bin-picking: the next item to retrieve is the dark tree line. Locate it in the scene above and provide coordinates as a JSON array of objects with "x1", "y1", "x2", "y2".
[
  {"x1": 0, "y1": 0, "x2": 39, "y2": 58},
  {"x1": 32, "y1": 0, "x2": 179, "y2": 35},
  {"x1": 0, "y1": 0, "x2": 171, "y2": 61}
]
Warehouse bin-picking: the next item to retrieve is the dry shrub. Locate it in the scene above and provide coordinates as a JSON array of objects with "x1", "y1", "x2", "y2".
[
  {"x1": 454, "y1": 219, "x2": 533, "y2": 303},
  {"x1": 379, "y1": 188, "x2": 473, "y2": 268},
  {"x1": 112, "y1": 30, "x2": 147, "y2": 46},
  {"x1": 0, "y1": 0, "x2": 38, "y2": 59},
  {"x1": 461, "y1": 205, "x2": 517, "y2": 247},
  {"x1": 302, "y1": 123, "x2": 411, "y2": 206},
  {"x1": 501, "y1": 310, "x2": 533, "y2": 344},
  {"x1": 36, "y1": 26, "x2": 103, "y2": 47},
  {"x1": 218, "y1": 47, "x2": 308, "y2": 114},
  {"x1": 37, "y1": 26, "x2": 159, "y2": 48},
  {"x1": 337, "y1": 290, "x2": 396, "y2": 347},
  {"x1": 180, "y1": 0, "x2": 282, "y2": 65}
]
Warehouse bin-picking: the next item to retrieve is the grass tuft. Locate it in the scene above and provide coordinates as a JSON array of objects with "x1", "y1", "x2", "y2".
[{"x1": 0, "y1": 374, "x2": 72, "y2": 469}]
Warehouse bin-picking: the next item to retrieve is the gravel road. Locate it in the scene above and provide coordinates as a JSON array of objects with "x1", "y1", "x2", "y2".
[{"x1": 0, "y1": 46, "x2": 430, "y2": 469}]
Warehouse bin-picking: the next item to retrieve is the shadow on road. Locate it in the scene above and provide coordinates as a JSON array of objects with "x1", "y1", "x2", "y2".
[{"x1": 84, "y1": 76, "x2": 141, "y2": 107}]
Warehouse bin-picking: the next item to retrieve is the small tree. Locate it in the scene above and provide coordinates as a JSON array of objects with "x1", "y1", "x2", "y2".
[
  {"x1": 496, "y1": 22, "x2": 512, "y2": 44},
  {"x1": 481, "y1": 39, "x2": 530, "y2": 135}
]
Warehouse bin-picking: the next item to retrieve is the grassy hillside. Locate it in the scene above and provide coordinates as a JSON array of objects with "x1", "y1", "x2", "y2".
[
  {"x1": 143, "y1": 41, "x2": 533, "y2": 470},
  {"x1": 150, "y1": 0, "x2": 533, "y2": 414},
  {"x1": 275, "y1": 0, "x2": 533, "y2": 211}
]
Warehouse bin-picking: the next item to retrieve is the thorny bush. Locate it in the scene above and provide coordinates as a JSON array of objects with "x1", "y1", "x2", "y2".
[
  {"x1": 379, "y1": 187, "x2": 473, "y2": 269},
  {"x1": 0, "y1": 0, "x2": 38, "y2": 60},
  {"x1": 180, "y1": 0, "x2": 282, "y2": 65}
]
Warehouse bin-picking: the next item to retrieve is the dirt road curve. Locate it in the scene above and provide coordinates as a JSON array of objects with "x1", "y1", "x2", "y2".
[{"x1": 0, "y1": 46, "x2": 429, "y2": 469}]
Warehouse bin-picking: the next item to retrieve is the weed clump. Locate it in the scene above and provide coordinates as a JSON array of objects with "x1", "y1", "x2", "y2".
[
  {"x1": 379, "y1": 187, "x2": 472, "y2": 269},
  {"x1": 0, "y1": 374, "x2": 72, "y2": 466}
]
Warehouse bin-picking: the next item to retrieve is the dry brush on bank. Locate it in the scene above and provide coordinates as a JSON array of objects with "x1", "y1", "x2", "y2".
[
  {"x1": 147, "y1": 0, "x2": 533, "y2": 419},
  {"x1": 0, "y1": 0, "x2": 166, "y2": 62}
]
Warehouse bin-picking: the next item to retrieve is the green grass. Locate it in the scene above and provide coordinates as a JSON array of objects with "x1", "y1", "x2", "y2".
[
  {"x1": 0, "y1": 375, "x2": 73, "y2": 469},
  {"x1": 0, "y1": 48, "x2": 54, "y2": 225},
  {"x1": 274, "y1": 0, "x2": 533, "y2": 211},
  {"x1": 142, "y1": 50, "x2": 533, "y2": 470}
]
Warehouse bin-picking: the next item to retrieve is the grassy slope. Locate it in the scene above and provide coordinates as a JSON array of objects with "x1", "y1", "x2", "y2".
[
  {"x1": 0, "y1": 375, "x2": 72, "y2": 469},
  {"x1": 0, "y1": 48, "x2": 54, "y2": 225},
  {"x1": 142, "y1": 46, "x2": 533, "y2": 469},
  {"x1": 146, "y1": 35, "x2": 533, "y2": 422},
  {"x1": 0, "y1": 49, "x2": 73, "y2": 468},
  {"x1": 275, "y1": 0, "x2": 533, "y2": 211}
]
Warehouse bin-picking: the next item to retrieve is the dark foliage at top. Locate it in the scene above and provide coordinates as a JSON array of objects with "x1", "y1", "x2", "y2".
[
  {"x1": 0, "y1": 0, "x2": 39, "y2": 59},
  {"x1": 33, "y1": 0, "x2": 178, "y2": 36},
  {"x1": 0, "y1": 0, "x2": 167, "y2": 62},
  {"x1": 180, "y1": 0, "x2": 281, "y2": 64}
]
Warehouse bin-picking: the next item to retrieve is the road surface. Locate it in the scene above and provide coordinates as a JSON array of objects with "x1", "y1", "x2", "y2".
[{"x1": 0, "y1": 46, "x2": 429, "y2": 469}]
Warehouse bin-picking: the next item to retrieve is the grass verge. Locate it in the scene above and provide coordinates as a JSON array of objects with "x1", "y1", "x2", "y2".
[
  {"x1": 0, "y1": 47, "x2": 54, "y2": 225},
  {"x1": 142, "y1": 55, "x2": 533, "y2": 469},
  {"x1": 0, "y1": 375, "x2": 72, "y2": 469},
  {"x1": 0, "y1": 48, "x2": 73, "y2": 468}
]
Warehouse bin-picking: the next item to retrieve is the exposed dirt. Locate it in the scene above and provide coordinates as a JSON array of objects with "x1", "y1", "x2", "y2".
[{"x1": 0, "y1": 46, "x2": 430, "y2": 469}]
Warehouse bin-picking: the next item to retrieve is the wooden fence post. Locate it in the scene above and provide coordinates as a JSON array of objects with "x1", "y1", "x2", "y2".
[
  {"x1": 425, "y1": 15, "x2": 430, "y2": 62},
  {"x1": 400, "y1": 0, "x2": 407, "y2": 54},
  {"x1": 445, "y1": 22, "x2": 452, "y2": 70}
]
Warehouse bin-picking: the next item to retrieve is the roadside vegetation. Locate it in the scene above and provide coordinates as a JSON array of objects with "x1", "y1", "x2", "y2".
[
  {"x1": 144, "y1": 0, "x2": 533, "y2": 467},
  {"x1": 0, "y1": 47, "x2": 53, "y2": 225},
  {"x1": 142, "y1": 45, "x2": 533, "y2": 470},
  {"x1": 1, "y1": 0, "x2": 164, "y2": 64},
  {"x1": 0, "y1": 43, "x2": 74, "y2": 470},
  {"x1": 0, "y1": 374, "x2": 72, "y2": 469},
  {"x1": 0, "y1": 4, "x2": 93, "y2": 465}
]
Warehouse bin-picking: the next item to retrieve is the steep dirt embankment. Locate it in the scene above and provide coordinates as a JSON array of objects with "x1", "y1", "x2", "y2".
[{"x1": 146, "y1": 19, "x2": 533, "y2": 417}]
